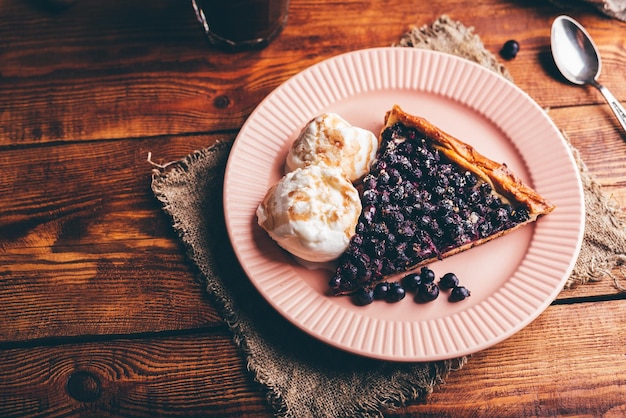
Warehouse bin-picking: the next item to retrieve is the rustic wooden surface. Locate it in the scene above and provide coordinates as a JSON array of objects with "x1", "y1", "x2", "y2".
[{"x1": 2, "y1": 0, "x2": 626, "y2": 416}]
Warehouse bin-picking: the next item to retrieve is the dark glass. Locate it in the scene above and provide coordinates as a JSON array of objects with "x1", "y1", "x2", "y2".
[{"x1": 192, "y1": 0, "x2": 289, "y2": 51}]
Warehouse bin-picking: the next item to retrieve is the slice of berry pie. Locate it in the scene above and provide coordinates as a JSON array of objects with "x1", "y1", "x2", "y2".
[{"x1": 329, "y1": 105, "x2": 556, "y2": 295}]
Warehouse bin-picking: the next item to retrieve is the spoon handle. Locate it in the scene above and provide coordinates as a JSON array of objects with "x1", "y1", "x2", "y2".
[{"x1": 592, "y1": 80, "x2": 626, "y2": 134}]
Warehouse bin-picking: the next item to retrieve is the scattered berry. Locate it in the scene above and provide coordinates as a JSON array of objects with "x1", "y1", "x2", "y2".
[
  {"x1": 401, "y1": 273, "x2": 421, "y2": 291},
  {"x1": 500, "y1": 39, "x2": 519, "y2": 60},
  {"x1": 449, "y1": 286, "x2": 471, "y2": 302},
  {"x1": 352, "y1": 268, "x2": 471, "y2": 306},
  {"x1": 439, "y1": 273, "x2": 460, "y2": 290},
  {"x1": 373, "y1": 282, "x2": 390, "y2": 300},
  {"x1": 419, "y1": 267, "x2": 436, "y2": 283},
  {"x1": 415, "y1": 282, "x2": 440, "y2": 303},
  {"x1": 386, "y1": 282, "x2": 406, "y2": 303},
  {"x1": 352, "y1": 287, "x2": 374, "y2": 306}
]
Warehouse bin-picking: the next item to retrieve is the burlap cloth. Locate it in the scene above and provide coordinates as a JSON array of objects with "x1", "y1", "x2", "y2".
[
  {"x1": 151, "y1": 15, "x2": 626, "y2": 417},
  {"x1": 549, "y1": 0, "x2": 626, "y2": 22}
]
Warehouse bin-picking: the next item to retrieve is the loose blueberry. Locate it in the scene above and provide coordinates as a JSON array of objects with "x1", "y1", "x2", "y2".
[
  {"x1": 449, "y1": 286, "x2": 471, "y2": 302},
  {"x1": 352, "y1": 287, "x2": 374, "y2": 306},
  {"x1": 500, "y1": 39, "x2": 520, "y2": 60},
  {"x1": 439, "y1": 273, "x2": 460, "y2": 290},
  {"x1": 386, "y1": 282, "x2": 406, "y2": 303},
  {"x1": 414, "y1": 282, "x2": 440, "y2": 303},
  {"x1": 419, "y1": 267, "x2": 436, "y2": 284},
  {"x1": 373, "y1": 282, "x2": 390, "y2": 300},
  {"x1": 401, "y1": 273, "x2": 421, "y2": 291}
]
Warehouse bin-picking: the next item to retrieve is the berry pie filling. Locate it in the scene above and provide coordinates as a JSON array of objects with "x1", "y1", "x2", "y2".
[{"x1": 329, "y1": 105, "x2": 555, "y2": 296}]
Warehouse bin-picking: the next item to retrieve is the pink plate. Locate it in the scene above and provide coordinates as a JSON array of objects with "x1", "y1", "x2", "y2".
[{"x1": 223, "y1": 48, "x2": 584, "y2": 361}]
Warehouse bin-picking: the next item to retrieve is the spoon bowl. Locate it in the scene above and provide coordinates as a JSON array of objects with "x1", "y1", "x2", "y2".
[{"x1": 550, "y1": 15, "x2": 626, "y2": 133}]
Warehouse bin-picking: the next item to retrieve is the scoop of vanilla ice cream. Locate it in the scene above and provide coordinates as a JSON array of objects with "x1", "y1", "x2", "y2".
[
  {"x1": 256, "y1": 165, "x2": 362, "y2": 263},
  {"x1": 285, "y1": 113, "x2": 378, "y2": 182}
]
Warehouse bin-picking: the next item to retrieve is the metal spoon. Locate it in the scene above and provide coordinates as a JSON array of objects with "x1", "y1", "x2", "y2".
[{"x1": 551, "y1": 15, "x2": 626, "y2": 133}]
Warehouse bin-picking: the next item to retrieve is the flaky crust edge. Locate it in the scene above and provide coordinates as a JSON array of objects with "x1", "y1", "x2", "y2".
[
  {"x1": 331, "y1": 106, "x2": 557, "y2": 295},
  {"x1": 383, "y1": 104, "x2": 556, "y2": 220}
]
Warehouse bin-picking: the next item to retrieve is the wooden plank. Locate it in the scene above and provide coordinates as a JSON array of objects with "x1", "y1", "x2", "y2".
[
  {"x1": 0, "y1": 329, "x2": 274, "y2": 417},
  {"x1": 0, "y1": 301, "x2": 624, "y2": 417},
  {"x1": 1, "y1": 1, "x2": 625, "y2": 146},
  {"x1": 0, "y1": 135, "x2": 229, "y2": 341},
  {"x1": 392, "y1": 299, "x2": 626, "y2": 416},
  {"x1": 0, "y1": 134, "x2": 225, "y2": 246}
]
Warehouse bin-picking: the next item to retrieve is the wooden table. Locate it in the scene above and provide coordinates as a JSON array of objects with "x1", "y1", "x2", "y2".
[{"x1": 2, "y1": 0, "x2": 626, "y2": 415}]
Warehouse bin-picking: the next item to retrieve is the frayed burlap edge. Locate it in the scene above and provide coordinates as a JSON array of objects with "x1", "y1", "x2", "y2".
[
  {"x1": 548, "y1": 0, "x2": 626, "y2": 22},
  {"x1": 150, "y1": 142, "x2": 289, "y2": 415},
  {"x1": 559, "y1": 132, "x2": 626, "y2": 289},
  {"x1": 395, "y1": 15, "x2": 512, "y2": 82},
  {"x1": 151, "y1": 142, "x2": 468, "y2": 418}
]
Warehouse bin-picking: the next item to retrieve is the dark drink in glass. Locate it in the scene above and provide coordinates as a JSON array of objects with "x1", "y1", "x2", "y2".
[{"x1": 192, "y1": 0, "x2": 290, "y2": 51}]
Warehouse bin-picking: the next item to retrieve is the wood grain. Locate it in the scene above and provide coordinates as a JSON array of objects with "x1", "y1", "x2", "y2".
[
  {"x1": 395, "y1": 299, "x2": 626, "y2": 417},
  {"x1": 0, "y1": 302, "x2": 624, "y2": 417},
  {"x1": 0, "y1": 135, "x2": 230, "y2": 341},
  {"x1": 0, "y1": 329, "x2": 274, "y2": 417},
  {"x1": 1, "y1": 0, "x2": 625, "y2": 145},
  {"x1": 2, "y1": 0, "x2": 626, "y2": 416}
]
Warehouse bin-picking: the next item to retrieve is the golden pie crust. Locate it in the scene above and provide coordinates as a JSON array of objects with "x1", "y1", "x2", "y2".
[
  {"x1": 383, "y1": 105, "x2": 556, "y2": 220},
  {"x1": 330, "y1": 105, "x2": 556, "y2": 295}
]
